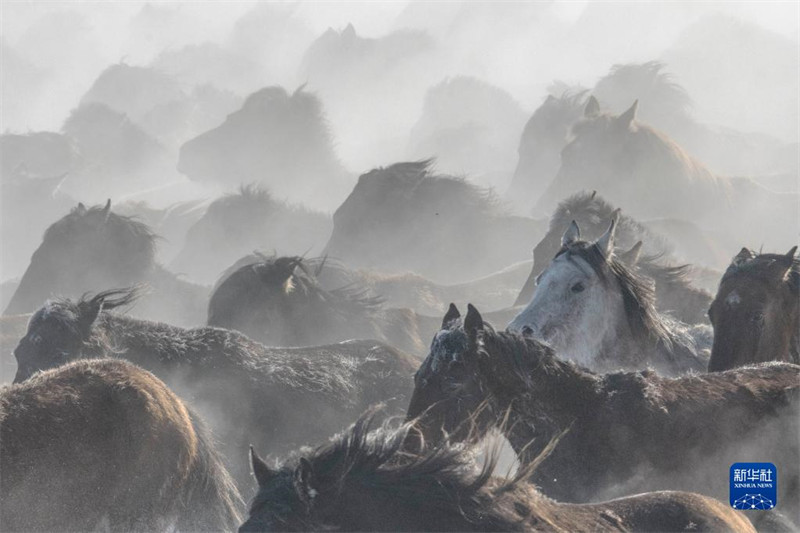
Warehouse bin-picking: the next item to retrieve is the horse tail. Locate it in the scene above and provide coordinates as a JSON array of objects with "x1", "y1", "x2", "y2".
[{"x1": 177, "y1": 409, "x2": 244, "y2": 532}]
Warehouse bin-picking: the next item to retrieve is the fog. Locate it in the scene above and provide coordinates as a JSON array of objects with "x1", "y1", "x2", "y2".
[{"x1": 2, "y1": 2, "x2": 799, "y2": 529}]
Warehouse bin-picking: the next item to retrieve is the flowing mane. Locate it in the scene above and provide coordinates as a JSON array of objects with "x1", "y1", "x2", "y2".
[{"x1": 556, "y1": 240, "x2": 698, "y2": 361}]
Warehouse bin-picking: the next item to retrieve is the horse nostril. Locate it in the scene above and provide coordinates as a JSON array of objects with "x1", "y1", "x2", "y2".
[{"x1": 521, "y1": 326, "x2": 533, "y2": 337}]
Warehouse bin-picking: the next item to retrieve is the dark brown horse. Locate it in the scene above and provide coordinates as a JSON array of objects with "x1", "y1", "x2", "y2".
[
  {"x1": 708, "y1": 246, "x2": 799, "y2": 372},
  {"x1": 407, "y1": 305, "x2": 799, "y2": 525},
  {"x1": 1, "y1": 359, "x2": 242, "y2": 531},
  {"x1": 207, "y1": 255, "x2": 427, "y2": 355},
  {"x1": 240, "y1": 413, "x2": 754, "y2": 532},
  {"x1": 12, "y1": 288, "x2": 418, "y2": 491}
]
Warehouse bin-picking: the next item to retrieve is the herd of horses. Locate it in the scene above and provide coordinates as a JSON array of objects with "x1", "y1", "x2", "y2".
[{"x1": 2, "y1": 80, "x2": 799, "y2": 531}]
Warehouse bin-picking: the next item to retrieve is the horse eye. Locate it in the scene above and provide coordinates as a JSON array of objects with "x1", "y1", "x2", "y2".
[{"x1": 571, "y1": 282, "x2": 585, "y2": 293}]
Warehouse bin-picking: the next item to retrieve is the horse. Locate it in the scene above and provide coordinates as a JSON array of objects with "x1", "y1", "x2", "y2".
[
  {"x1": 60, "y1": 102, "x2": 172, "y2": 199},
  {"x1": 708, "y1": 246, "x2": 800, "y2": 372},
  {"x1": 407, "y1": 304, "x2": 799, "y2": 526},
  {"x1": 1, "y1": 358, "x2": 242, "y2": 531},
  {"x1": 208, "y1": 254, "x2": 527, "y2": 357},
  {"x1": 407, "y1": 75, "x2": 527, "y2": 190},
  {"x1": 533, "y1": 99, "x2": 797, "y2": 251},
  {"x1": 207, "y1": 255, "x2": 427, "y2": 356},
  {"x1": 3, "y1": 200, "x2": 209, "y2": 326},
  {"x1": 509, "y1": 218, "x2": 707, "y2": 375},
  {"x1": 177, "y1": 85, "x2": 352, "y2": 212},
  {"x1": 240, "y1": 412, "x2": 755, "y2": 532},
  {"x1": 169, "y1": 184, "x2": 332, "y2": 284},
  {"x1": 505, "y1": 91, "x2": 589, "y2": 212},
  {"x1": 325, "y1": 160, "x2": 546, "y2": 283},
  {"x1": 12, "y1": 288, "x2": 418, "y2": 490},
  {"x1": 514, "y1": 190, "x2": 717, "y2": 325}
]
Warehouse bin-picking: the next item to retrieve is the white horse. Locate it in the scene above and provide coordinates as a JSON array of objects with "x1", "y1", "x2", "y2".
[{"x1": 508, "y1": 216, "x2": 708, "y2": 375}]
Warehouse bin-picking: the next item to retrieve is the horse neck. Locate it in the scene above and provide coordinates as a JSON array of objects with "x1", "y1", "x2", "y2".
[{"x1": 93, "y1": 313, "x2": 196, "y2": 368}]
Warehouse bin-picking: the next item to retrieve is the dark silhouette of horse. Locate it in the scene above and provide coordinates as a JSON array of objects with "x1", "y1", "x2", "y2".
[
  {"x1": 514, "y1": 191, "x2": 717, "y2": 326},
  {"x1": 61, "y1": 102, "x2": 171, "y2": 198},
  {"x1": 304, "y1": 255, "x2": 531, "y2": 315},
  {"x1": 3, "y1": 200, "x2": 208, "y2": 326},
  {"x1": 240, "y1": 412, "x2": 755, "y2": 532},
  {"x1": 509, "y1": 218, "x2": 707, "y2": 375},
  {"x1": 534, "y1": 100, "x2": 797, "y2": 251},
  {"x1": 169, "y1": 185, "x2": 332, "y2": 284},
  {"x1": 1, "y1": 169, "x2": 74, "y2": 281},
  {"x1": 207, "y1": 255, "x2": 427, "y2": 355},
  {"x1": 507, "y1": 63, "x2": 793, "y2": 215},
  {"x1": 1, "y1": 358, "x2": 242, "y2": 531},
  {"x1": 407, "y1": 304, "x2": 799, "y2": 525},
  {"x1": 12, "y1": 288, "x2": 418, "y2": 490},
  {"x1": 178, "y1": 86, "x2": 351, "y2": 211},
  {"x1": 592, "y1": 61, "x2": 793, "y2": 178},
  {"x1": 325, "y1": 160, "x2": 546, "y2": 283},
  {"x1": 505, "y1": 91, "x2": 589, "y2": 212},
  {"x1": 708, "y1": 246, "x2": 800, "y2": 372},
  {"x1": 407, "y1": 76, "x2": 526, "y2": 190},
  {"x1": 299, "y1": 23, "x2": 442, "y2": 170}
]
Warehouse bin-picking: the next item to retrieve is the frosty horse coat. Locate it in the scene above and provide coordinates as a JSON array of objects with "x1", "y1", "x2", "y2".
[
  {"x1": 509, "y1": 218, "x2": 707, "y2": 375},
  {"x1": 1, "y1": 359, "x2": 242, "y2": 532},
  {"x1": 207, "y1": 255, "x2": 427, "y2": 355},
  {"x1": 12, "y1": 288, "x2": 418, "y2": 490},
  {"x1": 240, "y1": 414, "x2": 755, "y2": 532},
  {"x1": 407, "y1": 304, "x2": 799, "y2": 524},
  {"x1": 708, "y1": 246, "x2": 799, "y2": 371},
  {"x1": 3, "y1": 200, "x2": 208, "y2": 326}
]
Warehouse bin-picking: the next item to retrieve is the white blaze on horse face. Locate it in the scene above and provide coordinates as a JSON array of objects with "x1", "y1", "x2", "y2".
[
  {"x1": 508, "y1": 253, "x2": 623, "y2": 368},
  {"x1": 725, "y1": 290, "x2": 741, "y2": 306}
]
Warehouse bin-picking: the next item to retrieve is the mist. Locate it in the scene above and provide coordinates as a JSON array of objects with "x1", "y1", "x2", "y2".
[{"x1": 1, "y1": 2, "x2": 799, "y2": 529}]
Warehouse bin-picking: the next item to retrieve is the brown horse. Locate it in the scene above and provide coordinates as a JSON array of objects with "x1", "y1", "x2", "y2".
[
  {"x1": 240, "y1": 413, "x2": 754, "y2": 532},
  {"x1": 407, "y1": 305, "x2": 799, "y2": 525},
  {"x1": 12, "y1": 288, "x2": 418, "y2": 491},
  {"x1": 708, "y1": 246, "x2": 799, "y2": 371},
  {"x1": 1, "y1": 359, "x2": 242, "y2": 531}
]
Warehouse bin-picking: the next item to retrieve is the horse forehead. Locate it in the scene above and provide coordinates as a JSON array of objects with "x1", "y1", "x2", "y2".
[
  {"x1": 543, "y1": 253, "x2": 594, "y2": 282},
  {"x1": 725, "y1": 290, "x2": 742, "y2": 306},
  {"x1": 430, "y1": 329, "x2": 467, "y2": 368}
]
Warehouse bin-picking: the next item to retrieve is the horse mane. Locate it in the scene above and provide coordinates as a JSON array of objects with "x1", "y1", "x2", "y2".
[
  {"x1": 550, "y1": 191, "x2": 672, "y2": 254},
  {"x1": 373, "y1": 159, "x2": 504, "y2": 217},
  {"x1": 594, "y1": 61, "x2": 692, "y2": 115},
  {"x1": 557, "y1": 241, "x2": 695, "y2": 354},
  {"x1": 42, "y1": 203, "x2": 158, "y2": 273},
  {"x1": 273, "y1": 412, "x2": 556, "y2": 532}
]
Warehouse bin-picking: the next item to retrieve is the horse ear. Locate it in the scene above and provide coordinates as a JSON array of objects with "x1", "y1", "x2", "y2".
[
  {"x1": 773, "y1": 246, "x2": 798, "y2": 278},
  {"x1": 733, "y1": 247, "x2": 752, "y2": 266},
  {"x1": 442, "y1": 303, "x2": 460, "y2": 329},
  {"x1": 463, "y1": 304, "x2": 484, "y2": 334},
  {"x1": 294, "y1": 457, "x2": 316, "y2": 502},
  {"x1": 561, "y1": 220, "x2": 581, "y2": 247},
  {"x1": 785, "y1": 246, "x2": 798, "y2": 261},
  {"x1": 596, "y1": 218, "x2": 617, "y2": 259},
  {"x1": 616, "y1": 100, "x2": 638, "y2": 128},
  {"x1": 620, "y1": 241, "x2": 643, "y2": 266},
  {"x1": 250, "y1": 446, "x2": 276, "y2": 487},
  {"x1": 76, "y1": 202, "x2": 87, "y2": 215},
  {"x1": 584, "y1": 95, "x2": 600, "y2": 117}
]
